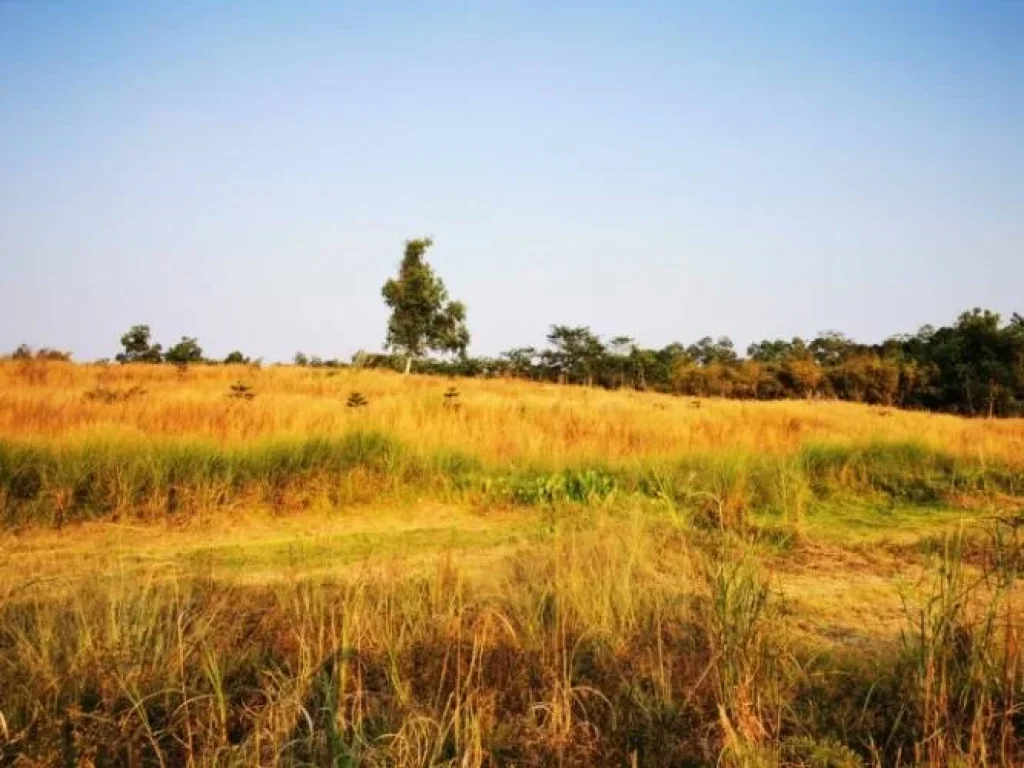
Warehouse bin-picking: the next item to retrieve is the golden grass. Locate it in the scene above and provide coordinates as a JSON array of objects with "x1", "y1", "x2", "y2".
[
  {"x1": 2, "y1": 361, "x2": 1023, "y2": 467},
  {"x1": 1, "y1": 361, "x2": 1022, "y2": 765},
  {"x1": 2, "y1": 501, "x2": 992, "y2": 651},
  {"x1": 0, "y1": 503, "x2": 525, "y2": 599}
]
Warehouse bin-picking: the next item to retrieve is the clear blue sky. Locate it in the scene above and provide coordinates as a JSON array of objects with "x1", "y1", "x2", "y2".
[{"x1": 2, "y1": 1, "x2": 1022, "y2": 362}]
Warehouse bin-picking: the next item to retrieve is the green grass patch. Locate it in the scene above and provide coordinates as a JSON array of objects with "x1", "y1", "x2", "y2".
[
  {"x1": 181, "y1": 526, "x2": 530, "y2": 575},
  {"x1": 1, "y1": 435, "x2": 1019, "y2": 528}
]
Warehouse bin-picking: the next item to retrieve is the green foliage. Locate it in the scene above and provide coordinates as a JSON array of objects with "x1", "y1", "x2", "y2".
[
  {"x1": 503, "y1": 468, "x2": 618, "y2": 506},
  {"x1": 116, "y1": 324, "x2": 163, "y2": 363},
  {"x1": 797, "y1": 441, "x2": 1024, "y2": 501},
  {"x1": 500, "y1": 346, "x2": 538, "y2": 378},
  {"x1": 293, "y1": 305, "x2": 1024, "y2": 417},
  {"x1": 542, "y1": 325, "x2": 606, "y2": 384},
  {"x1": 0, "y1": 436, "x2": 1021, "y2": 528},
  {"x1": 0, "y1": 432, "x2": 409, "y2": 525},
  {"x1": 688, "y1": 335, "x2": 738, "y2": 365},
  {"x1": 7, "y1": 344, "x2": 71, "y2": 362},
  {"x1": 224, "y1": 350, "x2": 249, "y2": 365},
  {"x1": 395, "y1": 307, "x2": 1023, "y2": 417},
  {"x1": 381, "y1": 238, "x2": 470, "y2": 372},
  {"x1": 65, "y1": 308, "x2": 1024, "y2": 415},
  {"x1": 164, "y1": 336, "x2": 203, "y2": 365},
  {"x1": 346, "y1": 391, "x2": 368, "y2": 408}
]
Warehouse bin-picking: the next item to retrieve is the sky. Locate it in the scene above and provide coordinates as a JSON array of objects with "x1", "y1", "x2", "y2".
[{"x1": 1, "y1": 1, "x2": 1022, "y2": 362}]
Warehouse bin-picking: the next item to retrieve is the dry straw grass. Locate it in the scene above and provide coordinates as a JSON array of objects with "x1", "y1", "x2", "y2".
[
  {"x1": 1, "y1": 361, "x2": 1022, "y2": 466},
  {"x1": 1, "y1": 361, "x2": 1022, "y2": 765}
]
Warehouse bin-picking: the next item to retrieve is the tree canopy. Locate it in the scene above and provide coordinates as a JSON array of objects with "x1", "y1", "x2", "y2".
[
  {"x1": 164, "y1": 337, "x2": 204, "y2": 365},
  {"x1": 102, "y1": 302, "x2": 1023, "y2": 418},
  {"x1": 116, "y1": 325, "x2": 163, "y2": 363},
  {"x1": 381, "y1": 238, "x2": 469, "y2": 373},
  {"x1": 355, "y1": 310, "x2": 1024, "y2": 417}
]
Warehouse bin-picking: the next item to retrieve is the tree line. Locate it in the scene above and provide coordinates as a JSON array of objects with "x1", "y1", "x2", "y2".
[
  {"x1": 6, "y1": 238, "x2": 1023, "y2": 417},
  {"x1": 113, "y1": 325, "x2": 253, "y2": 366},
  {"x1": 370, "y1": 237, "x2": 1024, "y2": 417},
  {"x1": 5, "y1": 329, "x2": 254, "y2": 367},
  {"x1": 353, "y1": 310, "x2": 1024, "y2": 417},
  {"x1": 74, "y1": 306, "x2": 1023, "y2": 418}
]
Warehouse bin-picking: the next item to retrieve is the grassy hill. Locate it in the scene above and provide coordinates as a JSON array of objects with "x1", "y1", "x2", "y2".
[{"x1": 0, "y1": 361, "x2": 1021, "y2": 766}]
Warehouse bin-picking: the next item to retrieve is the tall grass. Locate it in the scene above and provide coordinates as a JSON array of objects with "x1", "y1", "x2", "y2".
[
  {"x1": 895, "y1": 529, "x2": 1023, "y2": 767},
  {"x1": 1, "y1": 362, "x2": 1022, "y2": 765},
  {"x1": 2, "y1": 432, "x2": 1020, "y2": 527},
  {"x1": 2, "y1": 361, "x2": 1023, "y2": 466},
  {"x1": 2, "y1": 521, "x2": 1019, "y2": 765}
]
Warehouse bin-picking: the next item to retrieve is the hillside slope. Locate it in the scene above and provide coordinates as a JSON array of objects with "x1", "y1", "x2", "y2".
[{"x1": 0, "y1": 362, "x2": 1022, "y2": 766}]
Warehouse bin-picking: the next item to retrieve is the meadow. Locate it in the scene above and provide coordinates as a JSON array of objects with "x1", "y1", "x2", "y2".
[{"x1": 0, "y1": 360, "x2": 1022, "y2": 766}]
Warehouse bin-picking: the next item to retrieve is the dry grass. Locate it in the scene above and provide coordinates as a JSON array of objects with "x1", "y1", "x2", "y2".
[
  {"x1": 1, "y1": 361, "x2": 1022, "y2": 766},
  {"x1": 2, "y1": 361, "x2": 1022, "y2": 466},
  {"x1": 0, "y1": 504, "x2": 524, "y2": 599}
]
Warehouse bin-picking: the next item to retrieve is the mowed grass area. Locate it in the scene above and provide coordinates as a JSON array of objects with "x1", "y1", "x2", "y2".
[{"x1": 0, "y1": 361, "x2": 1022, "y2": 766}]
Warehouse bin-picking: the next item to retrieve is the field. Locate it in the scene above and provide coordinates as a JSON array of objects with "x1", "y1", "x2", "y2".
[{"x1": 1, "y1": 361, "x2": 1023, "y2": 766}]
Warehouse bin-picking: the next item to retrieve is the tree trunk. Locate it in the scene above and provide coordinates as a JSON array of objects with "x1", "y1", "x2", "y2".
[{"x1": 404, "y1": 356, "x2": 413, "y2": 375}]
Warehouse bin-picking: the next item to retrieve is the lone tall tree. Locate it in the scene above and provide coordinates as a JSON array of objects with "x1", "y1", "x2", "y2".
[{"x1": 382, "y1": 238, "x2": 469, "y2": 373}]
